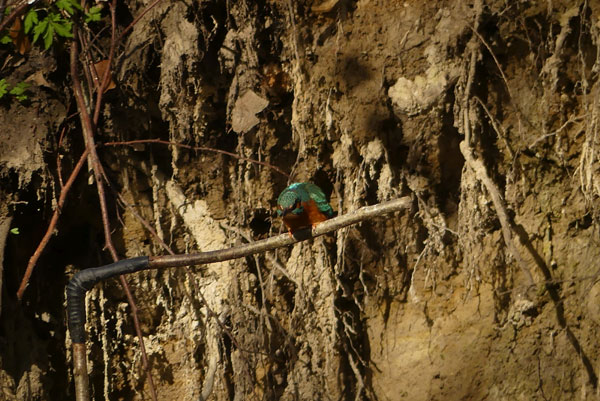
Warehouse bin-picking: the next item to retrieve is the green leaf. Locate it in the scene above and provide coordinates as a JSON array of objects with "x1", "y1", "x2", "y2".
[
  {"x1": 56, "y1": 0, "x2": 82, "y2": 14},
  {"x1": 55, "y1": 0, "x2": 74, "y2": 14},
  {"x1": 32, "y1": 19, "x2": 48, "y2": 44},
  {"x1": 0, "y1": 34, "x2": 12, "y2": 44},
  {"x1": 14, "y1": 93, "x2": 28, "y2": 101},
  {"x1": 85, "y1": 6, "x2": 102, "y2": 23},
  {"x1": 0, "y1": 79, "x2": 8, "y2": 98},
  {"x1": 43, "y1": 23, "x2": 54, "y2": 49},
  {"x1": 50, "y1": 20, "x2": 73, "y2": 38},
  {"x1": 24, "y1": 9, "x2": 38, "y2": 34},
  {"x1": 48, "y1": 12, "x2": 62, "y2": 23},
  {"x1": 9, "y1": 82, "x2": 30, "y2": 101},
  {"x1": 10, "y1": 227, "x2": 19, "y2": 235}
]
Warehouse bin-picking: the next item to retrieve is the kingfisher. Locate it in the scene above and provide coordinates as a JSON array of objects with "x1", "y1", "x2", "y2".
[{"x1": 277, "y1": 182, "x2": 334, "y2": 234}]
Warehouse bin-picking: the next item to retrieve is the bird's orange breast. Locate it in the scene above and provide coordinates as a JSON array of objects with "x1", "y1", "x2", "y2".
[
  {"x1": 304, "y1": 199, "x2": 329, "y2": 224},
  {"x1": 282, "y1": 199, "x2": 329, "y2": 232}
]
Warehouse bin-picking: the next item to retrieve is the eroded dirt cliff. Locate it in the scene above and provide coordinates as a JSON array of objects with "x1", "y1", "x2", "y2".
[{"x1": 1, "y1": 0, "x2": 600, "y2": 400}]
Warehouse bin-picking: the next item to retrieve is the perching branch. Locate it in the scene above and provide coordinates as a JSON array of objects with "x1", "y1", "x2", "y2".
[
  {"x1": 66, "y1": 196, "x2": 412, "y2": 399},
  {"x1": 149, "y1": 197, "x2": 412, "y2": 268}
]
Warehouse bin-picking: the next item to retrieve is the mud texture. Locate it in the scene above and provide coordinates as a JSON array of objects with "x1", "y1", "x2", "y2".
[{"x1": 1, "y1": 0, "x2": 600, "y2": 400}]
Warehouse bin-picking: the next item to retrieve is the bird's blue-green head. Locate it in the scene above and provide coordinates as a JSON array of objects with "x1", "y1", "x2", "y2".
[{"x1": 277, "y1": 185, "x2": 304, "y2": 217}]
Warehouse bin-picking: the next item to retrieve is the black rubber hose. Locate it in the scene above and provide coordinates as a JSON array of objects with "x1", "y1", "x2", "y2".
[{"x1": 66, "y1": 256, "x2": 150, "y2": 343}]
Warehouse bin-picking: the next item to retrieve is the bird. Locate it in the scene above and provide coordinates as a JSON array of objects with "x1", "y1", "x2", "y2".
[{"x1": 277, "y1": 182, "x2": 334, "y2": 234}]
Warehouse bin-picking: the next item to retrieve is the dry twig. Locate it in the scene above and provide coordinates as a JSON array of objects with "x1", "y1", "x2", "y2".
[
  {"x1": 103, "y1": 138, "x2": 290, "y2": 177},
  {"x1": 16, "y1": 149, "x2": 90, "y2": 300}
]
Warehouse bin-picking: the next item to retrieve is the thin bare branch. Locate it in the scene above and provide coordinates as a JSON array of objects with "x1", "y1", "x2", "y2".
[
  {"x1": 16, "y1": 149, "x2": 90, "y2": 300},
  {"x1": 92, "y1": 0, "x2": 117, "y2": 123},
  {"x1": 0, "y1": 0, "x2": 29, "y2": 33},
  {"x1": 57, "y1": 126, "x2": 68, "y2": 188},
  {"x1": 116, "y1": 0, "x2": 164, "y2": 44},
  {"x1": 104, "y1": 138, "x2": 290, "y2": 177}
]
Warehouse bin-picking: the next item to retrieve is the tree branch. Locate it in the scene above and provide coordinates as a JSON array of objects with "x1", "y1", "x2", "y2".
[
  {"x1": 116, "y1": 0, "x2": 163, "y2": 44},
  {"x1": 0, "y1": 0, "x2": 29, "y2": 33},
  {"x1": 149, "y1": 197, "x2": 412, "y2": 268},
  {"x1": 16, "y1": 149, "x2": 90, "y2": 300},
  {"x1": 103, "y1": 138, "x2": 290, "y2": 177}
]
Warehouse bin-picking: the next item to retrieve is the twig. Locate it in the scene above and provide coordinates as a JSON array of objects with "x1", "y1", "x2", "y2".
[
  {"x1": 528, "y1": 115, "x2": 585, "y2": 149},
  {"x1": 68, "y1": 197, "x2": 412, "y2": 293},
  {"x1": 0, "y1": 0, "x2": 29, "y2": 33},
  {"x1": 92, "y1": 0, "x2": 117, "y2": 124},
  {"x1": 116, "y1": 0, "x2": 164, "y2": 44},
  {"x1": 468, "y1": 24, "x2": 514, "y2": 102},
  {"x1": 57, "y1": 126, "x2": 68, "y2": 188},
  {"x1": 103, "y1": 138, "x2": 290, "y2": 178},
  {"x1": 67, "y1": 197, "x2": 412, "y2": 289},
  {"x1": 16, "y1": 149, "x2": 90, "y2": 300},
  {"x1": 76, "y1": 28, "x2": 95, "y2": 103}
]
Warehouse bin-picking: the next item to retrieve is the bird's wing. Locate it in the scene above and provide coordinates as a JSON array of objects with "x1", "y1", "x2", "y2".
[{"x1": 305, "y1": 183, "x2": 334, "y2": 217}]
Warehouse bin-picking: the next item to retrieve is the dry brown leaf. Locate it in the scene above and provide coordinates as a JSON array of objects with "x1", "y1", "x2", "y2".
[
  {"x1": 25, "y1": 70, "x2": 52, "y2": 88},
  {"x1": 93, "y1": 59, "x2": 116, "y2": 93},
  {"x1": 9, "y1": 17, "x2": 31, "y2": 55}
]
